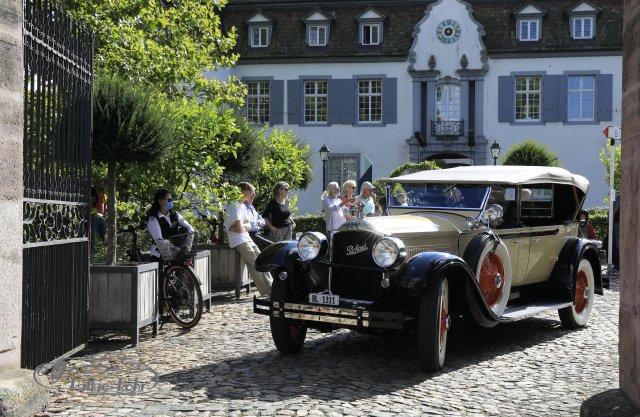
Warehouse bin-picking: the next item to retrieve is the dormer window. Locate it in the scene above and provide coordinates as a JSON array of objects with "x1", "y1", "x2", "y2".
[
  {"x1": 309, "y1": 25, "x2": 327, "y2": 46},
  {"x1": 303, "y1": 11, "x2": 330, "y2": 47},
  {"x1": 519, "y1": 20, "x2": 539, "y2": 41},
  {"x1": 514, "y1": 4, "x2": 546, "y2": 42},
  {"x1": 362, "y1": 23, "x2": 381, "y2": 45},
  {"x1": 250, "y1": 26, "x2": 270, "y2": 47},
  {"x1": 355, "y1": 8, "x2": 385, "y2": 46},
  {"x1": 247, "y1": 13, "x2": 273, "y2": 48},
  {"x1": 568, "y1": 1, "x2": 600, "y2": 40}
]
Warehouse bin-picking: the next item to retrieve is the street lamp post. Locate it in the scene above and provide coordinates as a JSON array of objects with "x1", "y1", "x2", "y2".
[
  {"x1": 490, "y1": 141, "x2": 501, "y2": 165},
  {"x1": 319, "y1": 144, "x2": 330, "y2": 191}
]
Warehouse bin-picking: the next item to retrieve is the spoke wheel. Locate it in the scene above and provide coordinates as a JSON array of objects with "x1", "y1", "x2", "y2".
[
  {"x1": 464, "y1": 234, "x2": 512, "y2": 316},
  {"x1": 479, "y1": 252, "x2": 505, "y2": 308},
  {"x1": 163, "y1": 265, "x2": 203, "y2": 329},
  {"x1": 418, "y1": 275, "x2": 449, "y2": 372},
  {"x1": 269, "y1": 278, "x2": 307, "y2": 353},
  {"x1": 559, "y1": 259, "x2": 594, "y2": 328}
]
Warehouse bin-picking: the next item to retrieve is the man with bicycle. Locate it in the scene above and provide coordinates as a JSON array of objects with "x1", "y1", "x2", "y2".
[{"x1": 224, "y1": 182, "x2": 273, "y2": 297}]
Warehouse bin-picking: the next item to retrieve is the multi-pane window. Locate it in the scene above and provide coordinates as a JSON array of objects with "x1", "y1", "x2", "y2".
[
  {"x1": 572, "y1": 17, "x2": 594, "y2": 39},
  {"x1": 358, "y1": 80, "x2": 382, "y2": 123},
  {"x1": 308, "y1": 25, "x2": 327, "y2": 46},
  {"x1": 567, "y1": 75, "x2": 595, "y2": 121},
  {"x1": 519, "y1": 19, "x2": 539, "y2": 41},
  {"x1": 246, "y1": 81, "x2": 270, "y2": 124},
  {"x1": 250, "y1": 26, "x2": 269, "y2": 47},
  {"x1": 515, "y1": 76, "x2": 541, "y2": 121},
  {"x1": 328, "y1": 156, "x2": 358, "y2": 187},
  {"x1": 435, "y1": 84, "x2": 461, "y2": 121},
  {"x1": 361, "y1": 23, "x2": 380, "y2": 45},
  {"x1": 304, "y1": 80, "x2": 328, "y2": 123}
]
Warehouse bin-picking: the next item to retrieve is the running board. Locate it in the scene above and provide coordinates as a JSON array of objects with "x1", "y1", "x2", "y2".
[{"x1": 500, "y1": 301, "x2": 573, "y2": 321}]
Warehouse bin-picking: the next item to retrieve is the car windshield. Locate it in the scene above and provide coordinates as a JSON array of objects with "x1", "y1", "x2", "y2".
[{"x1": 390, "y1": 183, "x2": 490, "y2": 210}]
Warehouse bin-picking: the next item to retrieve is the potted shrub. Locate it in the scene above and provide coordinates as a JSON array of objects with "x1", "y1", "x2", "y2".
[{"x1": 89, "y1": 75, "x2": 176, "y2": 343}]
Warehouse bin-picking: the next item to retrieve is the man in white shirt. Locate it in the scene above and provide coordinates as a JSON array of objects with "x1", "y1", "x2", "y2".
[{"x1": 224, "y1": 182, "x2": 272, "y2": 296}]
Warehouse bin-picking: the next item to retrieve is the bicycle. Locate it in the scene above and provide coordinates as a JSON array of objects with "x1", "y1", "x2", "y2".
[{"x1": 118, "y1": 225, "x2": 204, "y2": 329}]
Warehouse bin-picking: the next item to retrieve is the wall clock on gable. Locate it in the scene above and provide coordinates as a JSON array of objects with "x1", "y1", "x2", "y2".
[{"x1": 436, "y1": 19, "x2": 462, "y2": 44}]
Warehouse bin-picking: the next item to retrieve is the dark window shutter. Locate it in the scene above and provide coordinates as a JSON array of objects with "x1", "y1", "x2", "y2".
[
  {"x1": 498, "y1": 76, "x2": 514, "y2": 122},
  {"x1": 328, "y1": 79, "x2": 341, "y2": 124},
  {"x1": 597, "y1": 74, "x2": 613, "y2": 122},
  {"x1": 557, "y1": 75, "x2": 568, "y2": 122},
  {"x1": 341, "y1": 79, "x2": 356, "y2": 124},
  {"x1": 328, "y1": 79, "x2": 356, "y2": 124},
  {"x1": 543, "y1": 75, "x2": 561, "y2": 122},
  {"x1": 270, "y1": 80, "x2": 284, "y2": 125},
  {"x1": 287, "y1": 79, "x2": 301, "y2": 125},
  {"x1": 383, "y1": 77, "x2": 397, "y2": 124}
]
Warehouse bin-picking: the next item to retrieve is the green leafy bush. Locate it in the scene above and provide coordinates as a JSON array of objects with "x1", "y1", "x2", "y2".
[
  {"x1": 294, "y1": 213, "x2": 325, "y2": 235},
  {"x1": 599, "y1": 144, "x2": 621, "y2": 201},
  {"x1": 502, "y1": 140, "x2": 560, "y2": 167},
  {"x1": 587, "y1": 206, "x2": 608, "y2": 240}
]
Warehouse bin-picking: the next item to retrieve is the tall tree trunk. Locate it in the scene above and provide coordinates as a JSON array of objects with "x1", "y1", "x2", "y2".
[{"x1": 105, "y1": 160, "x2": 117, "y2": 265}]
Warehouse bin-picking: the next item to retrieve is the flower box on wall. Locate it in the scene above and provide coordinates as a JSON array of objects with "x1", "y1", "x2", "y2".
[
  {"x1": 89, "y1": 262, "x2": 159, "y2": 345},
  {"x1": 196, "y1": 243, "x2": 251, "y2": 299}
]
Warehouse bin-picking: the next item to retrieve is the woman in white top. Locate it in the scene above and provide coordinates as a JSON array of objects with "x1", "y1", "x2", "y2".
[{"x1": 322, "y1": 181, "x2": 351, "y2": 234}]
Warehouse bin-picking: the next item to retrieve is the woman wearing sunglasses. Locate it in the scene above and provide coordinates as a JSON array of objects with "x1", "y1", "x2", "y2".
[
  {"x1": 147, "y1": 189, "x2": 194, "y2": 261},
  {"x1": 262, "y1": 181, "x2": 296, "y2": 242}
]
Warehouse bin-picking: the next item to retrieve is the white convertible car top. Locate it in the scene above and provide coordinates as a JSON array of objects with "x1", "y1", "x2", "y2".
[{"x1": 387, "y1": 165, "x2": 589, "y2": 194}]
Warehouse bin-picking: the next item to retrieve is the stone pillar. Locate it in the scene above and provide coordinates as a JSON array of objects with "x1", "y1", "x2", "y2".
[
  {"x1": 620, "y1": 0, "x2": 640, "y2": 409},
  {"x1": 0, "y1": 0, "x2": 24, "y2": 370}
]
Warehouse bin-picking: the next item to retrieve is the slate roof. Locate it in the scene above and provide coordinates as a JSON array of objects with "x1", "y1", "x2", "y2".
[{"x1": 221, "y1": 0, "x2": 623, "y2": 62}]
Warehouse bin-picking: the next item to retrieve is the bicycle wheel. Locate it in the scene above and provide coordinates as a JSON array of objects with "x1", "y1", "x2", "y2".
[{"x1": 162, "y1": 265, "x2": 203, "y2": 328}]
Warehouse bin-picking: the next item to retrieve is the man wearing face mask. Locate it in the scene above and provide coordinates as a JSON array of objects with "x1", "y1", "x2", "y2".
[
  {"x1": 577, "y1": 209, "x2": 596, "y2": 239},
  {"x1": 147, "y1": 189, "x2": 194, "y2": 260}
]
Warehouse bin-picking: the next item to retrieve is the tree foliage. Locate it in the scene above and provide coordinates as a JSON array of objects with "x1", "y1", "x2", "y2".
[
  {"x1": 62, "y1": 0, "x2": 244, "y2": 103},
  {"x1": 599, "y1": 143, "x2": 621, "y2": 200},
  {"x1": 93, "y1": 75, "x2": 177, "y2": 264},
  {"x1": 502, "y1": 140, "x2": 560, "y2": 167},
  {"x1": 388, "y1": 160, "x2": 441, "y2": 178},
  {"x1": 250, "y1": 128, "x2": 314, "y2": 212},
  {"x1": 93, "y1": 75, "x2": 176, "y2": 164}
]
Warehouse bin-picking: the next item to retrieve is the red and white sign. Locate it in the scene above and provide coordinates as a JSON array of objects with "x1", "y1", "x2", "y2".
[{"x1": 603, "y1": 126, "x2": 622, "y2": 140}]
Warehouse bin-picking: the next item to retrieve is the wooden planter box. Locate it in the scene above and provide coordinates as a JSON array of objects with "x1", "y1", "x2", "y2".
[
  {"x1": 196, "y1": 243, "x2": 251, "y2": 298},
  {"x1": 89, "y1": 262, "x2": 159, "y2": 345},
  {"x1": 193, "y1": 250, "x2": 213, "y2": 310}
]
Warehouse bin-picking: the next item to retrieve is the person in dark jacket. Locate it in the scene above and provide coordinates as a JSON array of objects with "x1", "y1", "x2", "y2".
[{"x1": 147, "y1": 189, "x2": 194, "y2": 260}]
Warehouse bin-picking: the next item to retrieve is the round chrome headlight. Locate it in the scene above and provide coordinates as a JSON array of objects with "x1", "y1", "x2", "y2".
[
  {"x1": 372, "y1": 237, "x2": 406, "y2": 268},
  {"x1": 297, "y1": 232, "x2": 327, "y2": 261}
]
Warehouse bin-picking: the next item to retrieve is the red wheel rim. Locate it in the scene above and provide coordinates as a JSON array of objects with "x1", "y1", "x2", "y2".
[
  {"x1": 479, "y1": 252, "x2": 505, "y2": 308},
  {"x1": 575, "y1": 270, "x2": 589, "y2": 313}
]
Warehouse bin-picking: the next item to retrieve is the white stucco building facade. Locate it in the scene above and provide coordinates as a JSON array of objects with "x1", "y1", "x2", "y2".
[{"x1": 218, "y1": 0, "x2": 622, "y2": 214}]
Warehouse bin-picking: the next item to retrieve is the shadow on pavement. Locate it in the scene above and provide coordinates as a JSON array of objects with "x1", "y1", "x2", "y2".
[
  {"x1": 581, "y1": 389, "x2": 639, "y2": 417},
  {"x1": 161, "y1": 314, "x2": 574, "y2": 402}
]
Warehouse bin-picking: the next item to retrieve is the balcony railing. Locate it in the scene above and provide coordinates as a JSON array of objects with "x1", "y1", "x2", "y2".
[{"x1": 431, "y1": 119, "x2": 464, "y2": 137}]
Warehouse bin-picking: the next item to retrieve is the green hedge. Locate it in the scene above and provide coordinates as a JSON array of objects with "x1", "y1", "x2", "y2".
[
  {"x1": 295, "y1": 213, "x2": 325, "y2": 234},
  {"x1": 587, "y1": 206, "x2": 608, "y2": 240}
]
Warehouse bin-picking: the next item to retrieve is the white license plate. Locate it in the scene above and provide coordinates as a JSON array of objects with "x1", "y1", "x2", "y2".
[{"x1": 308, "y1": 292, "x2": 340, "y2": 306}]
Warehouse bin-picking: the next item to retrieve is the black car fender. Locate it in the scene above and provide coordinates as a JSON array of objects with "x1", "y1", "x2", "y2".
[
  {"x1": 392, "y1": 251, "x2": 500, "y2": 327},
  {"x1": 549, "y1": 237, "x2": 603, "y2": 298},
  {"x1": 255, "y1": 241, "x2": 298, "y2": 272}
]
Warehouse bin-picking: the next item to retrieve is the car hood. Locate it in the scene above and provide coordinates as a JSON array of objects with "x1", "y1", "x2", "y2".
[{"x1": 361, "y1": 214, "x2": 462, "y2": 237}]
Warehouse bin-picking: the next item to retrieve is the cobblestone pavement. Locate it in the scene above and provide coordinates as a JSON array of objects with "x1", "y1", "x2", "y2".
[{"x1": 34, "y1": 277, "x2": 620, "y2": 417}]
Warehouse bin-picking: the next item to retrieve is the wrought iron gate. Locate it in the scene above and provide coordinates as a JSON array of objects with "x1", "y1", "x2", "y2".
[{"x1": 22, "y1": 0, "x2": 93, "y2": 369}]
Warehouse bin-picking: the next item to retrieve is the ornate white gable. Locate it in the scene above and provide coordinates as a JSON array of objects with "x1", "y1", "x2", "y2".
[{"x1": 407, "y1": 0, "x2": 487, "y2": 77}]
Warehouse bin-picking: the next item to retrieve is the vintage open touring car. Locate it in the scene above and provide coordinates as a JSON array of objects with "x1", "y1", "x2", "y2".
[{"x1": 253, "y1": 166, "x2": 603, "y2": 372}]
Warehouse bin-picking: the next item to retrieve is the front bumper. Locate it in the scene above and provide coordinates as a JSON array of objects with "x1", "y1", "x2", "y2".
[{"x1": 253, "y1": 297, "x2": 405, "y2": 330}]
